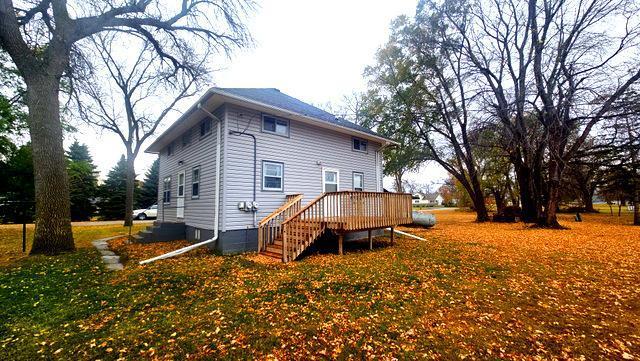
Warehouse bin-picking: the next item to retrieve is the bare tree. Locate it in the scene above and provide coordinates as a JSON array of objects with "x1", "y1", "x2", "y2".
[
  {"x1": 444, "y1": 0, "x2": 640, "y2": 226},
  {"x1": 0, "y1": 0, "x2": 251, "y2": 254},
  {"x1": 373, "y1": 15, "x2": 490, "y2": 222},
  {"x1": 75, "y1": 34, "x2": 206, "y2": 226}
]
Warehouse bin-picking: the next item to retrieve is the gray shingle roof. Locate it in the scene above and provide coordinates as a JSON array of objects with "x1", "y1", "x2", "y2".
[{"x1": 214, "y1": 87, "x2": 388, "y2": 140}]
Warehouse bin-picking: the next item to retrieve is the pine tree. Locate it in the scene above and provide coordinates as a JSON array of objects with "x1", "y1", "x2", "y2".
[
  {"x1": 97, "y1": 156, "x2": 128, "y2": 220},
  {"x1": 137, "y1": 158, "x2": 159, "y2": 209},
  {"x1": 66, "y1": 141, "x2": 98, "y2": 221},
  {"x1": 67, "y1": 140, "x2": 93, "y2": 163},
  {"x1": 0, "y1": 143, "x2": 35, "y2": 222}
]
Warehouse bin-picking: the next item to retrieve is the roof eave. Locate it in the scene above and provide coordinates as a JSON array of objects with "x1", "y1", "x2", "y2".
[
  {"x1": 211, "y1": 88, "x2": 396, "y2": 145},
  {"x1": 145, "y1": 89, "x2": 217, "y2": 154},
  {"x1": 145, "y1": 88, "x2": 397, "y2": 153}
]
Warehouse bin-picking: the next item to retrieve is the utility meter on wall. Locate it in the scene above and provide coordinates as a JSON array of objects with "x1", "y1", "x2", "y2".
[{"x1": 237, "y1": 201, "x2": 259, "y2": 212}]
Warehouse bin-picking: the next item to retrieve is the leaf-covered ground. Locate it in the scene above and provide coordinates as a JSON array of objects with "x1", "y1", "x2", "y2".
[{"x1": 0, "y1": 212, "x2": 638, "y2": 360}]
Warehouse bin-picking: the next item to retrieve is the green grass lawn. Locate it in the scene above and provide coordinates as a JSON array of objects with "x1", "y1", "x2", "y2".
[{"x1": 0, "y1": 214, "x2": 638, "y2": 360}]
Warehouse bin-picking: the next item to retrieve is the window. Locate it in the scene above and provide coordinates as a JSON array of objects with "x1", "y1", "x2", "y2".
[
  {"x1": 182, "y1": 129, "x2": 192, "y2": 148},
  {"x1": 262, "y1": 115, "x2": 289, "y2": 136},
  {"x1": 166, "y1": 143, "x2": 174, "y2": 156},
  {"x1": 262, "y1": 161, "x2": 284, "y2": 191},
  {"x1": 353, "y1": 172, "x2": 364, "y2": 192},
  {"x1": 200, "y1": 118, "x2": 212, "y2": 137},
  {"x1": 353, "y1": 137, "x2": 368, "y2": 152},
  {"x1": 192, "y1": 166, "x2": 200, "y2": 198},
  {"x1": 177, "y1": 172, "x2": 185, "y2": 197},
  {"x1": 162, "y1": 176, "x2": 171, "y2": 203},
  {"x1": 323, "y1": 168, "x2": 339, "y2": 193}
]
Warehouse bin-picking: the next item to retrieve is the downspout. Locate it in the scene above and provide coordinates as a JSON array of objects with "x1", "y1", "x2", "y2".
[
  {"x1": 229, "y1": 130, "x2": 257, "y2": 227},
  {"x1": 139, "y1": 104, "x2": 222, "y2": 264}
]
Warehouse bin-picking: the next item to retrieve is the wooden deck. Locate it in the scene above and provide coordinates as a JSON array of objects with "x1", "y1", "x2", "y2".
[{"x1": 258, "y1": 191, "x2": 413, "y2": 262}]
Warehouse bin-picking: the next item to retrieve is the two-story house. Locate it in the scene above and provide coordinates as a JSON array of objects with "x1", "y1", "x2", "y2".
[{"x1": 138, "y1": 88, "x2": 412, "y2": 262}]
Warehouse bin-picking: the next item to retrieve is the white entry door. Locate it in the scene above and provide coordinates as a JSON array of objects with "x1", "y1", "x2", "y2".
[
  {"x1": 177, "y1": 171, "x2": 185, "y2": 218},
  {"x1": 322, "y1": 168, "x2": 339, "y2": 193},
  {"x1": 322, "y1": 168, "x2": 340, "y2": 218}
]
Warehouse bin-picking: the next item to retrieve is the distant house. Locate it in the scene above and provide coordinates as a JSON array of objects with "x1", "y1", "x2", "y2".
[
  {"x1": 139, "y1": 88, "x2": 413, "y2": 262},
  {"x1": 412, "y1": 192, "x2": 444, "y2": 206},
  {"x1": 425, "y1": 192, "x2": 444, "y2": 205}
]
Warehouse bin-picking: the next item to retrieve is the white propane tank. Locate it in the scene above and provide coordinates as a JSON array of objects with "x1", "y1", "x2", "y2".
[{"x1": 412, "y1": 212, "x2": 436, "y2": 228}]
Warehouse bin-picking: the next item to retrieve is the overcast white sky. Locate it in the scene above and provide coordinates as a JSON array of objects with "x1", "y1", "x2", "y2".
[{"x1": 67, "y1": 0, "x2": 448, "y2": 191}]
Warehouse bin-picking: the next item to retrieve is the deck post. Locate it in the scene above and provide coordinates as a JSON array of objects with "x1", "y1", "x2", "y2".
[
  {"x1": 338, "y1": 233, "x2": 344, "y2": 255},
  {"x1": 368, "y1": 229, "x2": 372, "y2": 250},
  {"x1": 390, "y1": 226, "x2": 395, "y2": 245},
  {"x1": 282, "y1": 231, "x2": 288, "y2": 263}
]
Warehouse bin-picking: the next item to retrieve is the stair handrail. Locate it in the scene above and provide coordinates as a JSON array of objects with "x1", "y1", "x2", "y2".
[
  {"x1": 257, "y1": 193, "x2": 304, "y2": 252},
  {"x1": 280, "y1": 191, "x2": 414, "y2": 262},
  {"x1": 281, "y1": 193, "x2": 328, "y2": 226},
  {"x1": 258, "y1": 194, "x2": 304, "y2": 227}
]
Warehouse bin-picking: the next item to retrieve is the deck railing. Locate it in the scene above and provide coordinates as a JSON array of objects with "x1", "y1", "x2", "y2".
[
  {"x1": 257, "y1": 193, "x2": 304, "y2": 252},
  {"x1": 280, "y1": 191, "x2": 413, "y2": 262}
]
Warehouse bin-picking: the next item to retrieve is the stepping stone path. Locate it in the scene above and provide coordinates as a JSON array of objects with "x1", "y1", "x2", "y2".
[{"x1": 91, "y1": 236, "x2": 125, "y2": 271}]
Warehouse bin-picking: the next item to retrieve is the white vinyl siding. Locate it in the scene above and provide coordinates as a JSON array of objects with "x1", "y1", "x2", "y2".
[
  {"x1": 157, "y1": 106, "x2": 225, "y2": 230},
  {"x1": 223, "y1": 104, "x2": 382, "y2": 231}
]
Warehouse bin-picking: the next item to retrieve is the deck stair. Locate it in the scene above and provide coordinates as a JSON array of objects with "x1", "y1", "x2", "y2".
[{"x1": 258, "y1": 192, "x2": 412, "y2": 262}]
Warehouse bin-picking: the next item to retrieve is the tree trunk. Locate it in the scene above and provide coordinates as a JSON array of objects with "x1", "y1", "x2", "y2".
[
  {"x1": 472, "y1": 191, "x2": 489, "y2": 222},
  {"x1": 124, "y1": 152, "x2": 136, "y2": 227},
  {"x1": 582, "y1": 187, "x2": 595, "y2": 212},
  {"x1": 505, "y1": 178, "x2": 518, "y2": 207},
  {"x1": 493, "y1": 188, "x2": 506, "y2": 214},
  {"x1": 540, "y1": 159, "x2": 563, "y2": 228},
  {"x1": 469, "y1": 174, "x2": 489, "y2": 222},
  {"x1": 26, "y1": 75, "x2": 75, "y2": 254},
  {"x1": 393, "y1": 172, "x2": 404, "y2": 193},
  {"x1": 514, "y1": 164, "x2": 538, "y2": 222},
  {"x1": 634, "y1": 190, "x2": 639, "y2": 225}
]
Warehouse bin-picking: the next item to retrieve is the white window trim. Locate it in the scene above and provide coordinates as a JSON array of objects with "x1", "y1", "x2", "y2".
[
  {"x1": 352, "y1": 137, "x2": 368, "y2": 153},
  {"x1": 191, "y1": 166, "x2": 200, "y2": 199},
  {"x1": 177, "y1": 171, "x2": 186, "y2": 198},
  {"x1": 353, "y1": 172, "x2": 364, "y2": 191},
  {"x1": 163, "y1": 176, "x2": 171, "y2": 204},
  {"x1": 261, "y1": 114, "x2": 290, "y2": 137},
  {"x1": 322, "y1": 167, "x2": 340, "y2": 193},
  {"x1": 200, "y1": 118, "x2": 212, "y2": 138},
  {"x1": 262, "y1": 160, "x2": 284, "y2": 192}
]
